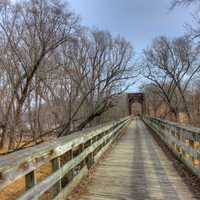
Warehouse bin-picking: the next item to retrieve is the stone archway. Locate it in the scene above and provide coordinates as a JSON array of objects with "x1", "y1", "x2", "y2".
[{"x1": 128, "y1": 93, "x2": 145, "y2": 116}]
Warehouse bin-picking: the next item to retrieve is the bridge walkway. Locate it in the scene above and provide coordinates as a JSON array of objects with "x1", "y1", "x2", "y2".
[{"x1": 76, "y1": 120, "x2": 197, "y2": 200}]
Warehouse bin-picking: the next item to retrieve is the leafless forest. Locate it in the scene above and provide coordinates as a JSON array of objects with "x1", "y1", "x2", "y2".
[
  {"x1": 1, "y1": 0, "x2": 200, "y2": 153},
  {"x1": 0, "y1": 0, "x2": 135, "y2": 152},
  {"x1": 142, "y1": 0, "x2": 200, "y2": 127}
]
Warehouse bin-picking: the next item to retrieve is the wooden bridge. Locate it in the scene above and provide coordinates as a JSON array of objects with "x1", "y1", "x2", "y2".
[
  {"x1": 0, "y1": 117, "x2": 200, "y2": 200},
  {"x1": 77, "y1": 120, "x2": 199, "y2": 200}
]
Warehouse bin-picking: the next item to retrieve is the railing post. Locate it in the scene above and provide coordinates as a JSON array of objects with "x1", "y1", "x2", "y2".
[
  {"x1": 192, "y1": 141, "x2": 200, "y2": 167},
  {"x1": 81, "y1": 143, "x2": 86, "y2": 167},
  {"x1": 86, "y1": 140, "x2": 94, "y2": 169},
  {"x1": 25, "y1": 170, "x2": 36, "y2": 191},
  {"x1": 52, "y1": 157, "x2": 62, "y2": 195},
  {"x1": 68, "y1": 149, "x2": 74, "y2": 181}
]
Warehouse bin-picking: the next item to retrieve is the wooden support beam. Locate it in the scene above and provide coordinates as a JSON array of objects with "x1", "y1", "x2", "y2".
[
  {"x1": 52, "y1": 157, "x2": 62, "y2": 196},
  {"x1": 25, "y1": 171, "x2": 36, "y2": 191}
]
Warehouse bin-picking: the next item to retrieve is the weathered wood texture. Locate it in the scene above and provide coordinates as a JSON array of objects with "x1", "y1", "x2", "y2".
[
  {"x1": 144, "y1": 116, "x2": 200, "y2": 178},
  {"x1": 0, "y1": 117, "x2": 130, "y2": 200},
  {"x1": 77, "y1": 120, "x2": 197, "y2": 200}
]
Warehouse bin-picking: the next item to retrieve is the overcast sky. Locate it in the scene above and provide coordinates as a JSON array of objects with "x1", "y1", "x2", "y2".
[{"x1": 67, "y1": 0, "x2": 195, "y2": 91}]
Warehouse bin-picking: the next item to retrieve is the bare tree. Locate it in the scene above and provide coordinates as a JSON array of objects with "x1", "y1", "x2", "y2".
[
  {"x1": 0, "y1": 0, "x2": 136, "y2": 152},
  {"x1": 140, "y1": 84, "x2": 164, "y2": 117},
  {"x1": 171, "y1": 0, "x2": 200, "y2": 8},
  {"x1": 0, "y1": 0, "x2": 79, "y2": 150},
  {"x1": 171, "y1": 0, "x2": 200, "y2": 41},
  {"x1": 56, "y1": 29, "x2": 135, "y2": 136},
  {"x1": 142, "y1": 36, "x2": 200, "y2": 122}
]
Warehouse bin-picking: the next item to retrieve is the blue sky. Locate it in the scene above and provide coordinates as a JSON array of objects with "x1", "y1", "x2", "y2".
[
  {"x1": 67, "y1": 0, "x2": 195, "y2": 91},
  {"x1": 68, "y1": 0, "x2": 195, "y2": 53}
]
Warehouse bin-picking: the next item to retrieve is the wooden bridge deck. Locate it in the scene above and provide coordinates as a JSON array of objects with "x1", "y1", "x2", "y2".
[{"x1": 76, "y1": 120, "x2": 197, "y2": 200}]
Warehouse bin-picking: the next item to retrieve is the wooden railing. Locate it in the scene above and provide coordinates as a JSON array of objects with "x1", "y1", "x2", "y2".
[
  {"x1": 0, "y1": 117, "x2": 130, "y2": 200},
  {"x1": 143, "y1": 116, "x2": 200, "y2": 178}
]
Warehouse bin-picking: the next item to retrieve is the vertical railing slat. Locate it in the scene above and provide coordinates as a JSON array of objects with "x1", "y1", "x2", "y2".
[
  {"x1": 52, "y1": 157, "x2": 62, "y2": 195},
  {"x1": 25, "y1": 171, "x2": 36, "y2": 191}
]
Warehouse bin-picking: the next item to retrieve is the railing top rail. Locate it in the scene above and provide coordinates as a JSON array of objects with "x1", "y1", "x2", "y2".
[
  {"x1": 0, "y1": 118, "x2": 127, "y2": 168},
  {"x1": 146, "y1": 116, "x2": 200, "y2": 134}
]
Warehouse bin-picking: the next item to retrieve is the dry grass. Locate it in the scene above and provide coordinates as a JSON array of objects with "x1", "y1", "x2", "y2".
[{"x1": 0, "y1": 162, "x2": 53, "y2": 200}]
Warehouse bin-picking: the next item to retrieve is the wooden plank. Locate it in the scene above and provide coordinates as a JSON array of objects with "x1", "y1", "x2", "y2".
[
  {"x1": 51, "y1": 157, "x2": 62, "y2": 195},
  {"x1": 78, "y1": 120, "x2": 197, "y2": 200}
]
